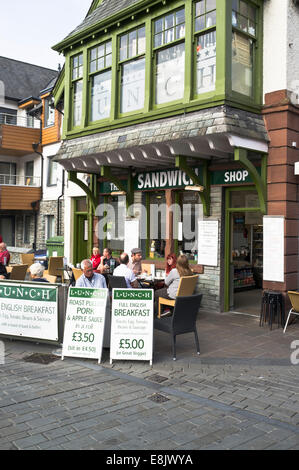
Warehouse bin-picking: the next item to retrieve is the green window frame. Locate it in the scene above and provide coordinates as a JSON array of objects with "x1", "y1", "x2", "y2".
[
  {"x1": 71, "y1": 53, "x2": 83, "y2": 127},
  {"x1": 89, "y1": 40, "x2": 113, "y2": 122},
  {"x1": 231, "y1": 0, "x2": 258, "y2": 98},
  {"x1": 118, "y1": 25, "x2": 146, "y2": 115},
  {"x1": 193, "y1": 0, "x2": 217, "y2": 97},
  {"x1": 153, "y1": 7, "x2": 186, "y2": 107}
]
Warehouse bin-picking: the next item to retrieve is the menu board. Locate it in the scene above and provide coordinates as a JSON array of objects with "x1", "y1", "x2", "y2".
[
  {"x1": 263, "y1": 216, "x2": 284, "y2": 283},
  {"x1": 198, "y1": 220, "x2": 219, "y2": 266},
  {"x1": 62, "y1": 287, "x2": 108, "y2": 363},
  {"x1": 0, "y1": 283, "x2": 58, "y2": 341},
  {"x1": 110, "y1": 289, "x2": 153, "y2": 365}
]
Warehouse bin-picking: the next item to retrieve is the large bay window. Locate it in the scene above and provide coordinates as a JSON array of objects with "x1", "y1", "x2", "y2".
[
  {"x1": 90, "y1": 41, "x2": 112, "y2": 121},
  {"x1": 194, "y1": 0, "x2": 216, "y2": 95},
  {"x1": 154, "y1": 8, "x2": 185, "y2": 105},
  {"x1": 67, "y1": 1, "x2": 262, "y2": 131},
  {"x1": 232, "y1": 0, "x2": 257, "y2": 97},
  {"x1": 119, "y1": 26, "x2": 146, "y2": 114}
]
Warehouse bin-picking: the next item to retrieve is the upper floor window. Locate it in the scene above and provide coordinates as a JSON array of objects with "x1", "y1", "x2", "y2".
[
  {"x1": 72, "y1": 53, "x2": 83, "y2": 126},
  {"x1": 154, "y1": 8, "x2": 185, "y2": 105},
  {"x1": 47, "y1": 157, "x2": 58, "y2": 186},
  {"x1": 44, "y1": 98, "x2": 55, "y2": 127},
  {"x1": 194, "y1": 0, "x2": 216, "y2": 96},
  {"x1": 89, "y1": 40, "x2": 112, "y2": 121},
  {"x1": 119, "y1": 26, "x2": 146, "y2": 114},
  {"x1": 232, "y1": 0, "x2": 257, "y2": 97}
]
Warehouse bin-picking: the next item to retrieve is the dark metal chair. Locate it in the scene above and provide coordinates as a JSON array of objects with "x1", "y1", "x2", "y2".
[
  {"x1": 154, "y1": 293, "x2": 202, "y2": 361},
  {"x1": 108, "y1": 274, "x2": 128, "y2": 289}
]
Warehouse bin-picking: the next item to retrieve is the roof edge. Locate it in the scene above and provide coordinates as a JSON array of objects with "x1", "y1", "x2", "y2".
[{"x1": 52, "y1": 0, "x2": 160, "y2": 52}]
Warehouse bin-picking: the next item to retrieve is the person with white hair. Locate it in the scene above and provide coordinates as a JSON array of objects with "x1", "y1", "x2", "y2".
[
  {"x1": 29, "y1": 263, "x2": 49, "y2": 283},
  {"x1": 76, "y1": 259, "x2": 107, "y2": 288}
]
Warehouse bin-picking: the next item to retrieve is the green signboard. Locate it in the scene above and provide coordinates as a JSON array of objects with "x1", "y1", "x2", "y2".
[{"x1": 99, "y1": 166, "x2": 261, "y2": 193}]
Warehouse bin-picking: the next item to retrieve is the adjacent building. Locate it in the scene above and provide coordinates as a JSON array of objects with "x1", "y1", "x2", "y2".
[
  {"x1": 0, "y1": 57, "x2": 58, "y2": 261},
  {"x1": 51, "y1": 0, "x2": 299, "y2": 313}
]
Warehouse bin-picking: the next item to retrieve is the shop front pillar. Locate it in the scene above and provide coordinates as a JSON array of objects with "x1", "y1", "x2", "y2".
[{"x1": 165, "y1": 189, "x2": 174, "y2": 257}]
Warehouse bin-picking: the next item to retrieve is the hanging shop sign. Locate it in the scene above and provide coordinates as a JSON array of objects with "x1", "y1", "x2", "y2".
[
  {"x1": 110, "y1": 289, "x2": 154, "y2": 365},
  {"x1": 99, "y1": 166, "x2": 261, "y2": 194},
  {"x1": 62, "y1": 287, "x2": 108, "y2": 363},
  {"x1": 0, "y1": 283, "x2": 58, "y2": 341}
]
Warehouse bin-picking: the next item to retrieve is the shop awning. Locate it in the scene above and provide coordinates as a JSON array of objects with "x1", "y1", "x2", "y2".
[{"x1": 55, "y1": 105, "x2": 269, "y2": 174}]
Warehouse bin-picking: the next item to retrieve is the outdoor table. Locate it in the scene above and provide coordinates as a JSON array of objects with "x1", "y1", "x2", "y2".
[{"x1": 137, "y1": 275, "x2": 165, "y2": 290}]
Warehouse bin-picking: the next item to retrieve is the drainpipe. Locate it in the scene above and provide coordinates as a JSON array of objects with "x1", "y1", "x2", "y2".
[
  {"x1": 57, "y1": 169, "x2": 65, "y2": 236},
  {"x1": 32, "y1": 118, "x2": 43, "y2": 250}
]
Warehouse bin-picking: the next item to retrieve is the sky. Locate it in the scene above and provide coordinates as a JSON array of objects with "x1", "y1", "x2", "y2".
[{"x1": 1, "y1": 0, "x2": 92, "y2": 71}]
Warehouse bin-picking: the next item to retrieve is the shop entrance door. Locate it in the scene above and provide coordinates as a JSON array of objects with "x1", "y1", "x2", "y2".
[
  {"x1": 224, "y1": 187, "x2": 263, "y2": 314},
  {"x1": 73, "y1": 198, "x2": 88, "y2": 265}
]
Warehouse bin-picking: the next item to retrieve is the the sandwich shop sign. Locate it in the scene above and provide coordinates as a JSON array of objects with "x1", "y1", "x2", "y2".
[{"x1": 99, "y1": 166, "x2": 259, "y2": 193}]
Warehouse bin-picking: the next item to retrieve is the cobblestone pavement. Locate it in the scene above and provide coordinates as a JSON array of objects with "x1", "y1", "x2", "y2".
[{"x1": 0, "y1": 310, "x2": 299, "y2": 450}]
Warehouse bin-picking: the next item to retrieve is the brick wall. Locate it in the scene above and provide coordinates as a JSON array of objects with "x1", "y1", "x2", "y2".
[{"x1": 262, "y1": 90, "x2": 299, "y2": 308}]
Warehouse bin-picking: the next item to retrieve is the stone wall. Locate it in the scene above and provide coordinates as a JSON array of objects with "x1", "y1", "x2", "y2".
[
  {"x1": 36, "y1": 199, "x2": 65, "y2": 250},
  {"x1": 195, "y1": 186, "x2": 223, "y2": 312}
]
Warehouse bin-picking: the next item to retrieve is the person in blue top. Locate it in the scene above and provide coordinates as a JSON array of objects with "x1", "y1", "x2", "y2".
[{"x1": 76, "y1": 259, "x2": 107, "y2": 288}]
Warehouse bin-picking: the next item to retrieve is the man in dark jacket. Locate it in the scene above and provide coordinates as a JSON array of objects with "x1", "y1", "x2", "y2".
[{"x1": 0, "y1": 263, "x2": 8, "y2": 279}]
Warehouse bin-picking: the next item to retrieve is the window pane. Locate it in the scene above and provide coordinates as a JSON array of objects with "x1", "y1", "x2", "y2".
[
  {"x1": 98, "y1": 56, "x2": 105, "y2": 70},
  {"x1": 90, "y1": 60, "x2": 97, "y2": 73},
  {"x1": 248, "y1": 5, "x2": 256, "y2": 21},
  {"x1": 138, "y1": 26, "x2": 146, "y2": 54},
  {"x1": 154, "y1": 32, "x2": 163, "y2": 48},
  {"x1": 248, "y1": 20, "x2": 256, "y2": 36},
  {"x1": 206, "y1": 0, "x2": 216, "y2": 11},
  {"x1": 232, "y1": 10, "x2": 238, "y2": 27},
  {"x1": 240, "y1": 1, "x2": 248, "y2": 16},
  {"x1": 165, "y1": 13, "x2": 174, "y2": 29},
  {"x1": 196, "y1": 31, "x2": 216, "y2": 94},
  {"x1": 156, "y1": 43, "x2": 185, "y2": 105},
  {"x1": 164, "y1": 28, "x2": 175, "y2": 43},
  {"x1": 239, "y1": 15, "x2": 248, "y2": 33},
  {"x1": 48, "y1": 158, "x2": 57, "y2": 186},
  {"x1": 232, "y1": 32, "x2": 253, "y2": 96},
  {"x1": 196, "y1": 1, "x2": 204, "y2": 16},
  {"x1": 195, "y1": 16, "x2": 205, "y2": 32},
  {"x1": 129, "y1": 30, "x2": 137, "y2": 57},
  {"x1": 73, "y1": 80, "x2": 83, "y2": 126},
  {"x1": 78, "y1": 54, "x2": 83, "y2": 66},
  {"x1": 73, "y1": 56, "x2": 78, "y2": 68},
  {"x1": 155, "y1": 18, "x2": 163, "y2": 34},
  {"x1": 121, "y1": 58, "x2": 145, "y2": 113},
  {"x1": 106, "y1": 41, "x2": 112, "y2": 54},
  {"x1": 120, "y1": 34, "x2": 127, "y2": 61},
  {"x1": 90, "y1": 48, "x2": 97, "y2": 61},
  {"x1": 106, "y1": 53, "x2": 112, "y2": 68},
  {"x1": 232, "y1": 0, "x2": 238, "y2": 11},
  {"x1": 176, "y1": 24, "x2": 185, "y2": 40},
  {"x1": 176, "y1": 8, "x2": 185, "y2": 24},
  {"x1": 98, "y1": 44, "x2": 105, "y2": 57},
  {"x1": 206, "y1": 10, "x2": 216, "y2": 28},
  {"x1": 91, "y1": 70, "x2": 112, "y2": 121}
]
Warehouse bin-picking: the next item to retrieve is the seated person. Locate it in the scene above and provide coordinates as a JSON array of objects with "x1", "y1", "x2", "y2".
[
  {"x1": 76, "y1": 259, "x2": 107, "y2": 288},
  {"x1": 128, "y1": 248, "x2": 143, "y2": 276},
  {"x1": 90, "y1": 246, "x2": 102, "y2": 270},
  {"x1": 29, "y1": 263, "x2": 49, "y2": 282},
  {"x1": 166, "y1": 253, "x2": 177, "y2": 275},
  {"x1": 0, "y1": 243, "x2": 10, "y2": 266},
  {"x1": 113, "y1": 253, "x2": 139, "y2": 288},
  {"x1": 0, "y1": 263, "x2": 8, "y2": 280},
  {"x1": 97, "y1": 247, "x2": 119, "y2": 274},
  {"x1": 154, "y1": 254, "x2": 193, "y2": 316}
]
